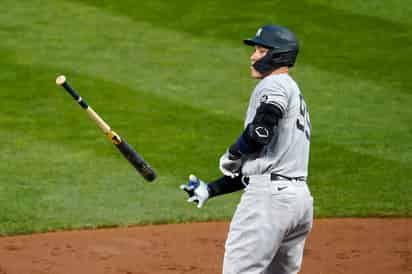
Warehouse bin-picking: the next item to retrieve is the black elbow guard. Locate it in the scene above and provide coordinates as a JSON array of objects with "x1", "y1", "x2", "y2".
[
  {"x1": 247, "y1": 103, "x2": 282, "y2": 146},
  {"x1": 230, "y1": 103, "x2": 282, "y2": 155}
]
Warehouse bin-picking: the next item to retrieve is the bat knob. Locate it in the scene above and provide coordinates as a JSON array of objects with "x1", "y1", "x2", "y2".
[{"x1": 56, "y1": 75, "x2": 66, "y2": 86}]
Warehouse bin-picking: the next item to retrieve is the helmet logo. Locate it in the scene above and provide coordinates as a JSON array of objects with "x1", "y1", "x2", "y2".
[{"x1": 256, "y1": 28, "x2": 262, "y2": 37}]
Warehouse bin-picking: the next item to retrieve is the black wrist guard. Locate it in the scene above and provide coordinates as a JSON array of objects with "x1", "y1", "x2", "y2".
[{"x1": 208, "y1": 176, "x2": 245, "y2": 198}]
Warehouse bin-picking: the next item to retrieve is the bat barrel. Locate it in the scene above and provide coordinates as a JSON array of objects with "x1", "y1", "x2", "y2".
[{"x1": 116, "y1": 140, "x2": 157, "y2": 182}]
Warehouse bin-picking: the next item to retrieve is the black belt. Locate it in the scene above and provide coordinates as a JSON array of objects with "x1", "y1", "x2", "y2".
[
  {"x1": 270, "y1": 174, "x2": 307, "y2": 182},
  {"x1": 242, "y1": 174, "x2": 307, "y2": 185}
]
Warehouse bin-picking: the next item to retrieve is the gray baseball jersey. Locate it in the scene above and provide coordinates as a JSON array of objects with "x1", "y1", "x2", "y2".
[{"x1": 241, "y1": 73, "x2": 311, "y2": 178}]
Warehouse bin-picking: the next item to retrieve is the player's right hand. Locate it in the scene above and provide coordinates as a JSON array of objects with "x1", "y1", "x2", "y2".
[
  {"x1": 219, "y1": 150, "x2": 242, "y2": 178},
  {"x1": 180, "y1": 174, "x2": 210, "y2": 208}
]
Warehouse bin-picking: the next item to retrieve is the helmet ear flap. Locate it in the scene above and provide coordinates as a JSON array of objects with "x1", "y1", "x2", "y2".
[{"x1": 277, "y1": 50, "x2": 298, "y2": 67}]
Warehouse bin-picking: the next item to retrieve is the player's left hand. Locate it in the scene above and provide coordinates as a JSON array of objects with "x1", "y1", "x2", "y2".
[
  {"x1": 180, "y1": 174, "x2": 210, "y2": 208},
  {"x1": 219, "y1": 151, "x2": 242, "y2": 178}
]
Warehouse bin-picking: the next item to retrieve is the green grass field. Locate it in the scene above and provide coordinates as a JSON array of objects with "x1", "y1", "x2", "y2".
[{"x1": 1, "y1": 0, "x2": 411, "y2": 235}]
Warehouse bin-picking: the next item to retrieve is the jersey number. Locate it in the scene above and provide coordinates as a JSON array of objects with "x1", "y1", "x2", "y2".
[{"x1": 296, "y1": 94, "x2": 311, "y2": 140}]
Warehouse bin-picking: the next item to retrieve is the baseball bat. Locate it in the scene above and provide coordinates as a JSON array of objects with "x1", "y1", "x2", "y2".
[{"x1": 55, "y1": 75, "x2": 156, "y2": 182}]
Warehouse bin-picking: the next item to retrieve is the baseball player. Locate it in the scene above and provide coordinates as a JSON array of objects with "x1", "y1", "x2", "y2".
[{"x1": 181, "y1": 24, "x2": 313, "y2": 274}]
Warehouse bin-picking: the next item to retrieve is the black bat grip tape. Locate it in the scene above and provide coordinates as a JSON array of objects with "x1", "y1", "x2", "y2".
[{"x1": 62, "y1": 82, "x2": 89, "y2": 109}]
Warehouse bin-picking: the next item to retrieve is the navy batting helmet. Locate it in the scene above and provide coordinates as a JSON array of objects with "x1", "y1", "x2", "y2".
[{"x1": 244, "y1": 25, "x2": 299, "y2": 74}]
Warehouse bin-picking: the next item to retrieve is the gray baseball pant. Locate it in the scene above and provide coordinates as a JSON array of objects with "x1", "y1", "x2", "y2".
[{"x1": 222, "y1": 175, "x2": 314, "y2": 274}]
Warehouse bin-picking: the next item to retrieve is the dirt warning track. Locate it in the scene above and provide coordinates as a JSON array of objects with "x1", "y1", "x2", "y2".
[{"x1": 0, "y1": 218, "x2": 410, "y2": 274}]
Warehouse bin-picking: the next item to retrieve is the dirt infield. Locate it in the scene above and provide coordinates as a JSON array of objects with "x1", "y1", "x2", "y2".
[{"x1": 0, "y1": 218, "x2": 410, "y2": 274}]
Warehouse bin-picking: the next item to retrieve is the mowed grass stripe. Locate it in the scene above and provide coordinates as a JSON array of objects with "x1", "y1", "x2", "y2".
[{"x1": 306, "y1": 0, "x2": 412, "y2": 25}]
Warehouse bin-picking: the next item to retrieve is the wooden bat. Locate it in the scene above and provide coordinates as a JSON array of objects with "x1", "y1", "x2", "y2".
[{"x1": 56, "y1": 75, "x2": 156, "y2": 182}]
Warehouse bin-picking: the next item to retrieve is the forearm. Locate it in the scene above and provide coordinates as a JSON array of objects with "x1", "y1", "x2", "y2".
[{"x1": 208, "y1": 175, "x2": 246, "y2": 198}]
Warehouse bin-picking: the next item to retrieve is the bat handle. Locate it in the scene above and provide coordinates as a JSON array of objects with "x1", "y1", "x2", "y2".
[
  {"x1": 56, "y1": 75, "x2": 110, "y2": 133},
  {"x1": 56, "y1": 75, "x2": 89, "y2": 109}
]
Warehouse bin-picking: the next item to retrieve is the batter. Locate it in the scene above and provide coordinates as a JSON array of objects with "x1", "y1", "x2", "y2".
[{"x1": 181, "y1": 24, "x2": 314, "y2": 274}]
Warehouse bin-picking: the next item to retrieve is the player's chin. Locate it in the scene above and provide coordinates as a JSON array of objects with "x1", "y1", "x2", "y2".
[{"x1": 250, "y1": 67, "x2": 263, "y2": 79}]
